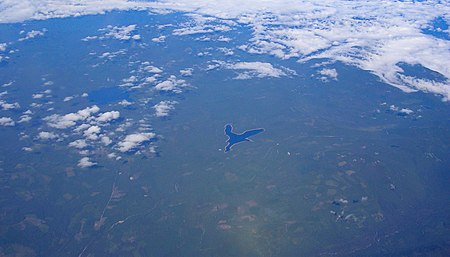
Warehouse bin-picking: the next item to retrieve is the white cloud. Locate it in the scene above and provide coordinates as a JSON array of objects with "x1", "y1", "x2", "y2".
[
  {"x1": 400, "y1": 108, "x2": 414, "y2": 115},
  {"x1": 77, "y1": 157, "x2": 96, "y2": 168},
  {"x1": 158, "y1": 0, "x2": 450, "y2": 100},
  {"x1": 96, "y1": 111, "x2": 120, "y2": 123},
  {"x1": 101, "y1": 136, "x2": 112, "y2": 146},
  {"x1": 85, "y1": 24, "x2": 140, "y2": 41},
  {"x1": 232, "y1": 62, "x2": 287, "y2": 78},
  {"x1": 123, "y1": 76, "x2": 137, "y2": 83},
  {"x1": 18, "y1": 115, "x2": 31, "y2": 123},
  {"x1": 117, "y1": 132, "x2": 156, "y2": 152},
  {"x1": 83, "y1": 125, "x2": 101, "y2": 140},
  {"x1": 97, "y1": 49, "x2": 127, "y2": 62},
  {"x1": 180, "y1": 68, "x2": 193, "y2": 76},
  {"x1": 153, "y1": 100, "x2": 177, "y2": 117},
  {"x1": 1, "y1": 81, "x2": 14, "y2": 87},
  {"x1": 44, "y1": 105, "x2": 100, "y2": 129},
  {"x1": 317, "y1": 68, "x2": 338, "y2": 81},
  {"x1": 32, "y1": 93, "x2": 44, "y2": 99},
  {"x1": 172, "y1": 14, "x2": 233, "y2": 36},
  {"x1": 38, "y1": 131, "x2": 57, "y2": 140},
  {"x1": 142, "y1": 65, "x2": 163, "y2": 73},
  {"x1": 0, "y1": 1, "x2": 148, "y2": 23},
  {"x1": 217, "y1": 47, "x2": 234, "y2": 56},
  {"x1": 154, "y1": 75, "x2": 187, "y2": 93},
  {"x1": 30, "y1": 103, "x2": 42, "y2": 108},
  {"x1": 0, "y1": 117, "x2": 15, "y2": 126},
  {"x1": 1, "y1": 1, "x2": 450, "y2": 99},
  {"x1": 397, "y1": 75, "x2": 450, "y2": 101},
  {"x1": 390, "y1": 105, "x2": 414, "y2": 115},
  {"x1": 118, "y1": 99, "x2": 133, "y2": 106},
  {"x1": 219, "y1": 61, "x2": 294, "y2": 79},
  {"x1": 18, "y1": 29, "x2": 46, "y2": 41},
  {"x1": 0, "y1": 100, "x2": 20, "y2": 110},
  {"x1": 69, "y1": 139, "x2": 88, "y2": 149},
  {"x1": 217, "y1": 36, "x2": 231, "y2": 42},
  {"x1": 107, "y1": 152, "x2": 117, "y2": 159},
  {"x1": 144, "y1": 75, "x2": 159, "y2": 84},
  {"x1": 120, "y1": 75, "x2": 139, "y2": 88},
  {"x1": 74, "y1": 123, "x2": 90, "y2": 133},
  {"x1": 115, "y1": 119, "x2": 133, "y2": 132},
  {"x1": 152, "y1": 35, "x2": 166, "y2": 42},
  {"x1": 205, "y1": 63, "x2": 220, "y2": 71},
  {"x1": 22, "y1": 147, "x2": 33, "y2": 152},
  {"x1": 78, "y1": 150, "x2": 90, "y2": 155},
  {"x1": 63, "y1": 96, "x2": 74, "y2": 102}
]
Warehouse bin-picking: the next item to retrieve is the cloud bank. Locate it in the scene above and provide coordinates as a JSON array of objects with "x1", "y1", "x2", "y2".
[{"x1": 1, "y1": 0, "x2": 449, "y2": 99}]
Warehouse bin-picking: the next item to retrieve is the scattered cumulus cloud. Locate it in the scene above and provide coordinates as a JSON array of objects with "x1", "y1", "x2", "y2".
[
  {"x1": 0, "y1": 100, "x2": 20, "y2": 110},
  {"x1": 101, "y1": 136, "x2": 112, "y2": 146},
  {"x1": 0, "y1": 117, "x2": 15, "y2": 126},
  {"x1": 180, "y1": 68, "x2": 193, "y2": 76},
  {"x1": 172, "y1": 14, "x2": 234, "y2": 36},
  {"x1": 317, "y1": 68, "x2": 338, "y2": 81},
  {"x1": 0, "y1": 43, "x2": 6, "y2": 62},
  {"x1": 101, "y1": 24, "x2": 140, "y2": 40},
  {"x1": 390, "y1": 105, "x2": 414, "y2": 115},
  {"x1": 83, "y1": 125, "x2": 101, "y2": 140},
  {"x1": 18, "y1": 115, "x2": 31, "y2": 123},
  {"x1": 154, "y1": 75, "x2": 188, "y2": 93},
  {"x1": 18, "y1": 29, "x2": 46, "y2": 41},
  {"x1": 128, "y1": 0, "x2": 449, "y2": 100},
  {"x1": 152, "y1": 35, "x2": 166, "y2": 42},
  {"x1": 217, "y1": 61, "x2": 295, "y2": 79},
  {"x1": 97, "y1": 49, "x2": 127, "y2": 61},
  {"x1": 118, "y1": 99, "x2": 133, "y2": 106},
  {"x1": 217, "y1": 47, "x2": 234, "y2": 56},
  {"x1": 38, "y1": 131, "x2": 58, "y2": 140},
  {"x1": 32, "y1": 93, "x2": 44, "y2": 99},
  {"x1": 96, "y1": 111, "x2": 120, "y2": 123},
  {"x1": 44, "y1": 105, "x2": 100, "y2": 129},
  {"x1": 1, "y1": 0, "x2": 449, "y2": 173},
  {"x1": 153, "y1": 100, "x2": 178, "y2": 117},
  {"x1": 77, "y1": 157, "x2": 96, "y2": 168},
  {"x1": 1, "y1": 81, "x2": 14, "y2": 88},
  {"x1": 69, "y1": 139, "x2": 88, "y2": 149},
  {"x1": 142, "y1": 65, "x2": 163, "y2": 73},
  {"x1": 63, "y1": 96, "x2": 74, "y2": 102},
  {"x1": 83, "y1": 25, "x2": 140, "y2": 41},
  {"x1": 117, "y1": 132, "x2": 156, "y2": 152},
  {"x1": 143, "y1": 75, "x2": 159, "y2": 85}
]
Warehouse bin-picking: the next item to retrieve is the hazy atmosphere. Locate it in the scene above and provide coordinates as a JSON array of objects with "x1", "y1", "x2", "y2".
[{"x1": 0, "y1": 1, "x2": 449, "y2": 256}]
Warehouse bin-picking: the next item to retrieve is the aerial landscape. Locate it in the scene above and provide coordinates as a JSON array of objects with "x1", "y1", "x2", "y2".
[{"x1": 0, "y1": 0, "x2": 449, "y2": 256}]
